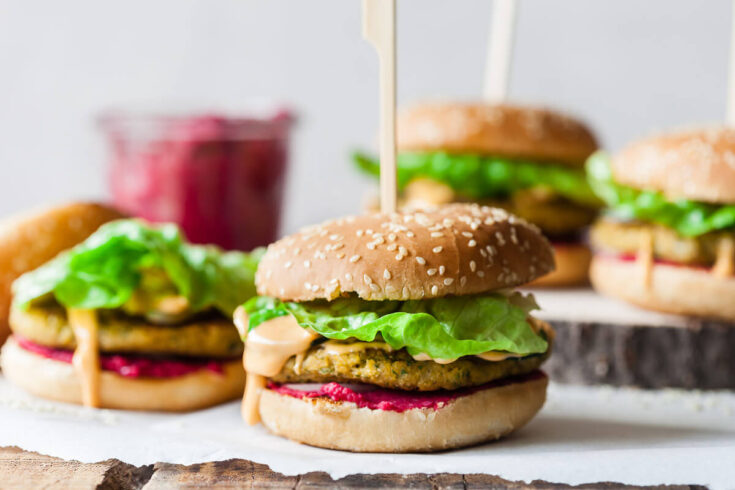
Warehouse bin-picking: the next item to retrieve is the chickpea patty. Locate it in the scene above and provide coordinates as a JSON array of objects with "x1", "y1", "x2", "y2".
[
  {"x1": 10, "y1": 301, "x2": 243, "y2": 358},
  {"x1": 271, "y1": 342, "x2": 549, "y2": 391},
  {"x1": 590, "y1": 218, "x2": 735, "y2": 266}
]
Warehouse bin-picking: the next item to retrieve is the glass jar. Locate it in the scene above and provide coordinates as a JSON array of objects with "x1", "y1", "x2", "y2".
[{"x1": 99, "y1": 110, "x2": 293, "y2": 251}]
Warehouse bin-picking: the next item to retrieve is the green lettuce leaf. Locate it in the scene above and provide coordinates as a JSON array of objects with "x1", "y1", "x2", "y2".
[
  {"x1": 241, "y1": 293, "x2": 548, "y2": 359},
  {"x1": 586, "y1": 152, "x2": 735, "y2": 237},
  {"x1": 13, "y1": 219, "x2": 264, "y2": 315},
  {"x1": 353, "y1": 151, "x2": 600, "y2": 207}
]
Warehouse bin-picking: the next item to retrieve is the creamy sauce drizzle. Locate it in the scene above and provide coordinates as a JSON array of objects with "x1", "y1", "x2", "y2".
[
  {"x1": 235, "y1": 308, "x2": 319, "y2": 425},
  {"x1": 320, "y1": 340, "x2": 526, "y2": 363},
  {"x1": 636, "y1": 228, "x2": 654, "y2": 290},
  {"x1": 68, "y1": 308, "x2": 101, "y2": 408},
  {"x1": 712, "y1": 236, "x2": 735, "y2": 278},
  {"x1": 320, "y1": 340, "x2": 394, "y2": 355}
]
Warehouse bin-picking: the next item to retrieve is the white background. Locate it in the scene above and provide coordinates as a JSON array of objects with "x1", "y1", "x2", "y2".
[{"x1": 0, "y1": 0, "x2": 729, "y2": 234}]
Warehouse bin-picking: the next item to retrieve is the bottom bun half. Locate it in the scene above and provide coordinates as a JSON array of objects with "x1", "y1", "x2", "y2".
[
  {"x1": 590, "y1": 256, "x2": 735, "y2": 321},
  {"x1": 0, "y1": 336, "x2": 244, "y2": 411},
  {"x1": 259, "y1": 374, "x2": 548, "y2": 453},
  {"x1": 530, "y1": 243, "x2": 591, "y2": 287}
]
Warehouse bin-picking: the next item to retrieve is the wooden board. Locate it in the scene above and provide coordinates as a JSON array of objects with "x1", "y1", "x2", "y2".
[
  {"x1": 531, "y1": 289, "x2": 735, "y2": 389},
  {"x1": 0, "y1": 447, "x2": 705, "y2": 489}
]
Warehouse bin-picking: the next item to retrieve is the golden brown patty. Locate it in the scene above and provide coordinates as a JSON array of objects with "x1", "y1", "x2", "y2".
[
  {"x1": 493, "y1": 189, "x2": 596, "y2": 237},
  {"x1": 400, "y1": 180, "x2": 596, "y2": 237},
  {"x1": 590, "y1": 219, "x2": 734, "y2": 266},
  {"x1": 10, "y1": 302, "x2": 243, "y2": 358},
  {"x1": 270, "y1": 344, "x2": 549, "y2": 391}
]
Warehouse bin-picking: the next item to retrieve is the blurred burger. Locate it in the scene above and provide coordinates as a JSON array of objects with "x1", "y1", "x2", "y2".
[
  {"x1": 236, "y1": 204, "x2": 555, "y2": 452},
  {"x1": 588, "y1": 127, "x2": 735, "y2": 320},
  {"x1": 1, "y1": 219, "x2": 261, "y2": 411},
  {"x1": 0, "y1": 202, "x2": 125, "y2": 345},
  {"x1": 354, "y1": 102, "x2": 600, "y2": 286}
]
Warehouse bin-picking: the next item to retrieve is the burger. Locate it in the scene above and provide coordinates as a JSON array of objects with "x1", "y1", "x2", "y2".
[
  {"x1": 0, "y1": 202, "x2": 124, "y2": 346},
  {"x1": 354, "y1": 102, "x2": 600, "y2": 286},
  {"x1": 236, "y1": 204, "x2": 555, "y2": 452},
  {"x1": 1, "y1": 219, "x2": 261, "y2": 411},
  {"x1": 587, "y1": 127, "x2": 735, "y2": 320}
]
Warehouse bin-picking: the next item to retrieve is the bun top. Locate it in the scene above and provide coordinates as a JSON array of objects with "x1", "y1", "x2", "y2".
[
  {"x1": 396, "y1": 102, "x2": 598, "y2": 167},
  {"x1": 612, "y1": 127, "x2": 735, "y2": 204},
  {"x1": 256, "y1": 204, "x2": 554, "y2": 302}
]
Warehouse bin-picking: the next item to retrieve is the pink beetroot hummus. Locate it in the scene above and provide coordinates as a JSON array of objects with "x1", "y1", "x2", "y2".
[
  {"x1": 268, "y1": 372, "x2": 545, "y2": 413},
  {"x1": 599, "y1": 253, "x2": 709, "y2": 271},
  {"x1": 16, "y1": 336, "x2": 228, "y2": 378}
]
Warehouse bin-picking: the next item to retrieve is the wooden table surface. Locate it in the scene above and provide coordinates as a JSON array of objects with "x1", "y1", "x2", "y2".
[{"x1": 0, "y1": 447, "x2": 707, "y2": 489}]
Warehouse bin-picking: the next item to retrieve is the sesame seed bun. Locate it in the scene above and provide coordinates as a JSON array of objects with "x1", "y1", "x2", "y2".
[
  {"x1": 612, "y1": 127, "x2": 735, "y2": 204},
  {"x1": 256, "y1": 204, "x2": 555, "y2": 302},
  {"x1": 397, "y1": 102, "x2": 598, "y2": 167},
  {"x1": 0, "y1": 202, "x2": 125, "y2": 346},
  {"x1": 0, "y1": 336, "x2": 245, "y2": 411},
  {"x1": 529, "y1": 243, "x2": 591, "y2": 287},
  {"x1": 258, "y1": 373, "x2": 548, "y2": 453},
  {"x1": 590, "y1": 256, "x2": 735, "y2": 321}
]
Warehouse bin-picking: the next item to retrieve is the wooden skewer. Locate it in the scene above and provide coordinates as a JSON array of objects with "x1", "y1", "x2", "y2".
[
  {"x1": 363, "y1": 0, "x2": 397, "y2": 213},
  {"x1": 483, "y1": 0, "x2": 518, "y2": 102},
  {"x1": 727, "y1": 0, "x2": 735, "y2": 125}
]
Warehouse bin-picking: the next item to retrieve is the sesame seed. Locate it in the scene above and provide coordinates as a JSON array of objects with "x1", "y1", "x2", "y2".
[
  {"x1": 370, "y1": 283, "x2": 380, "y2": 292},
  {"x1": 462, "y1": 231, "x2": 473, "y2": 238},
  {"x1": 385, "y1": 284, "x2": 396, "y2": 293},
  {"x1": 388, "y1": 233, "x2": 396, "y2": 242},
  {"x1": 345, "y1": 273, "x2": 353, "y2": 281},
  {"x1": 285, "y1": 261, "x2": 293, "y2": 269},
  {"x1": 431, "y1": 285, "x2": 439, "y2": 295},
  {"x1": 363, "y1": 274, "x2": 372, "y2": 285},
  {"x1": 460, "y1": 276, "x2": 467, "y2": 287},
  {"x1": 468, "y1": 239, "x2": 477, "y2": 247},
  {"x1": 399, "y1": 246, "x2": 407, "y2": 255},
  {"x1": 477, "y1": 271, "x2": 485, "y2": 278},
  {"x1": 294, "y1": 247, "x2": 301, "y2": 255},
  {"x1": 510, "y1": 228, "x2": 519, "y2": 244},
  {"x1": 333, "y1": 243, "x2": 344, "y2": 250},
  {"x1": 427, "y1": 268, "x2": 437, "y2": 276},
  {"x1": 416, "y1": 257, "x2": 426, "y2": 265},
  {"x1": 356, "y1": 230, "x2": 364, "y2": 237},
  {"x1": 433, "y1": 246, "x2": 443, "y2": 253},
  {"x1": 349, "y1": 255, "x2": 361, "y2": 263},
  {"x1": 336, "y1": 252, "x2": 345, "y2": 259},
  {"x1": 470, "y1": 260, "x2": 476, "y2": 272},
  {"x1": 311, "y1": 284, "x2": 319, "y2": 292},
  {"x1": 265, "y1": 270, "x2": 273, "y2": 279},
  {"x1": 304, "y1": 260, "x2": 311, "y2": 268},
  {"x1": 395, "y1": 254, "x2": 404, "y2": 261},
  {"x1": 329, "y1": 278, "x2": 338, "y2": 283},
  {"x1": 383, "y1": 269, "x2": 391, "y2": 280},
  {"x1": 304, "y1": 282, "x2": 312, "y2": 290},
  {"x1": 444, "y1": 278, "x2": 454, "y2": 286},
  {"x1": 431, "y1": 232, "x2": 444, "y2": 238},
  {"x1": 387, "y1": 243, "x2": 397, "y2": 251},
  {"x1": 406, "y1": 231, "x2": 415, "y2": 238},
  {"x1": 439, "y1": 265, "x2": 446, "y2": 275},
  {"x1": 366, "y1": 242, "x2": 376, "y2": 250}
]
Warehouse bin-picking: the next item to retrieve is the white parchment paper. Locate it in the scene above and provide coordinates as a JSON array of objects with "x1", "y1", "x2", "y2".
[{"x1": 1, "y1": 377, "x2": 734, "y2": 488}]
